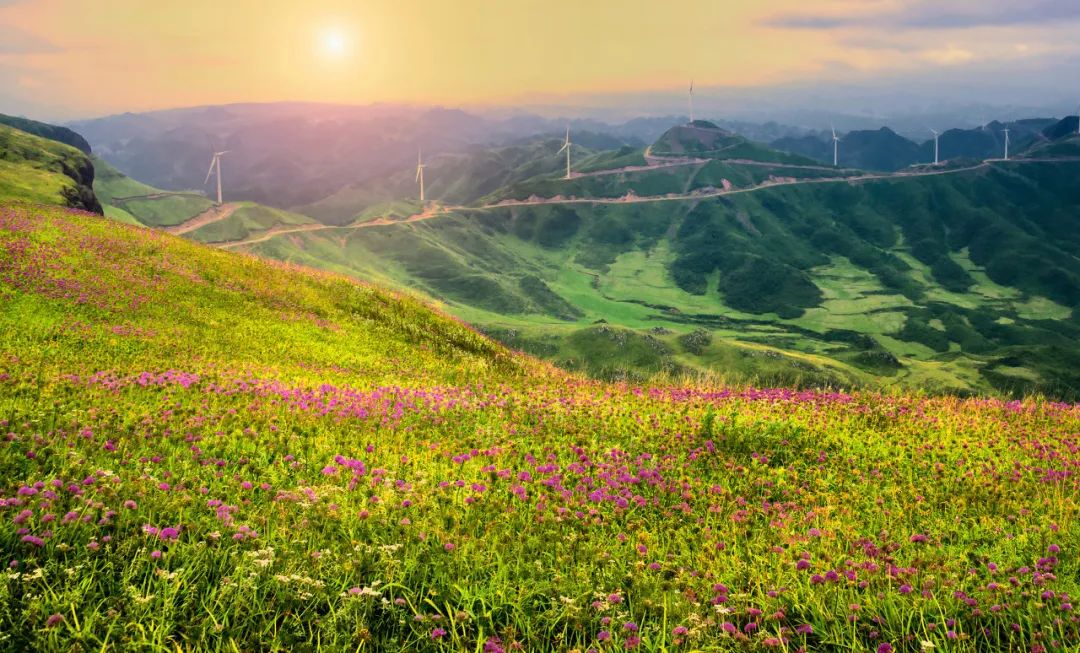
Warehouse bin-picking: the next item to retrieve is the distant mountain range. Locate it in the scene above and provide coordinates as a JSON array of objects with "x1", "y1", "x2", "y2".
[{"x1": 771, "y1": 118, "x2": 1070, "y2": 171}]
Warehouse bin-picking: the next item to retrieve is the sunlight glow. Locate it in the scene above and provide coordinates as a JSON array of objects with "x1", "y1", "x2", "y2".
[{"x1": 319, "y1": 28, "x2": 349, "y2": 59}]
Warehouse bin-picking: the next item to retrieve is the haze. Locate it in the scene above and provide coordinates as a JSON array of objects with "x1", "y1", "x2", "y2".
[{"x1": 2, "y1": 0, "x2": 1079, "y2": 121}]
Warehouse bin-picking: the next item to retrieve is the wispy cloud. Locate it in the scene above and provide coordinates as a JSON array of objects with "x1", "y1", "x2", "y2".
[
  {"x1": 0, "y1": 25, "x2": 59, "y2": 54},
  {"x1": 765, "y1": 0, "x2": 1080, "y2": 30}
]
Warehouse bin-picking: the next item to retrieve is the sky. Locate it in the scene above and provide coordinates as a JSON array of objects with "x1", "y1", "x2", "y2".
[{"x1": 1, "y1": 0, "x2": 1078, "y2": 120}]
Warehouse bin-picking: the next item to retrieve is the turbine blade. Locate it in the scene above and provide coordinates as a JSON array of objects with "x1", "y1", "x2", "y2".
[
  {"x1": 558, "y1": 143, "x2": 569, "y2": 154},
  {"x1": 204, "y1": 156, "x2": 217, "y2": 185},
  {"x1": 416, "y1": 167, "x2": 421, "y2": 182}
]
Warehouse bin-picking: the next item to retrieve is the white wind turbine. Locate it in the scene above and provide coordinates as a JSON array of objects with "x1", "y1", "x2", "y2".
[
  {"x1": 831, "y1": 125, "x2": 840, "y2": 167},
  {"x1": 930, "y1": 128, "x2": 940, "y2": 165},
  {"x1": 1002, "y1": 128, "x2": 1010, "y2": 160},
  {"x1": 558, "y1": 127, "x2": 573, "y2": 180},
  {"x1": 203, "y1": 150, "x2": 229, "y2": 205},
  {"x1": 1075, "y1": 104, "x2": 1080, "y2": 135},
  {"x1": 415, "y1": 148, "x2": 426, "y2": 202},
  {"x1": 688, "y1": 80, "x2": 695, "y2": 124}
]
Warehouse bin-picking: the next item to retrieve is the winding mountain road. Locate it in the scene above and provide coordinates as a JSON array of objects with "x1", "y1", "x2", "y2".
[
  {"x1": 213, "y1": 155, "x2": 1080, "y2": 249},
  {"x1": 167, "y1": 202, "x2": 241, "y2": 235},
  {"x1": 218, "y1": 204, "x2": 451, "y2": 248}
]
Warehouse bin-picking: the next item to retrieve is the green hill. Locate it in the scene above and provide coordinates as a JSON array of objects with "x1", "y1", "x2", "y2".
[
  {"x1": 92, "y1": 156, "x2": 214, "y2": 226},
  {"x1": 1, "y1": 202, "x2": 1079, "y2": 651},
  {"x1": 299, "y1": 138, "x2": 603, "y2": 225},
  {"x1": 0, "y1": 124, "x2": 101, "y2": 213},
  {"x1": 652, "y1": 122, "x2": 820, "y2": 165},
  {"x1": 0, "y1": 113, "x2": 92, "y2": 154},
  {"x1": 92, "y1": 156, "x2": 318, "y2": 239}
]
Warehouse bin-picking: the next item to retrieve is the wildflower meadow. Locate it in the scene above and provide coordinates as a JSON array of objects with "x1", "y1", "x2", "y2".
[{"x1": 0, "y1": 205, "x2": 1077, "y2": 651}]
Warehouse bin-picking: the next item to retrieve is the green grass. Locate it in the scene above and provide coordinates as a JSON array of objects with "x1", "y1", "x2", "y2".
[
  {"x1": 0, "y1": 124, "x2": 99, "y2": 212},
  {"x1": 114, "y1": 195, "x2": 214, "y2": 227},
  {"x1": 3, "y1": 203, "x2": 1079, "y2": 651},
  {"x1": 92, "y1": 156, "x2": 214, "y2": 227},
  {"x1": 91, "y1": 156, "x2": 163, "y2": 204},
  {"x1": 188, "y1": 203, "x2": 315, "y2": 243}
]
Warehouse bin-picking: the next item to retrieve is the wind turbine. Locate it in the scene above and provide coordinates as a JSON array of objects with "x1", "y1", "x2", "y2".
[
  {"x1": 831, "y1": 125, "x2": 840, "y2": 167},
  {"x1": 1002, "y1": 128, "x2": 1010, "y2": 160},
  {"x1": 688, "y1": 80, "x2": 695, "y2": 125},
  {"x1": 1075, "y1": 104, "x2": 1080, "y2": 135},
  {"x1": 558, "y1": 127, "x2": 573, "y2": 180},
  {"x1": 930, "y1": 128, "x2": 940, "y2": 165},
  {"x1": 415, "y1": 148, "x2": 426, "y2": 202},
  {"x1": 203, "y1": 151, "x2": 229, "y2": 205}
]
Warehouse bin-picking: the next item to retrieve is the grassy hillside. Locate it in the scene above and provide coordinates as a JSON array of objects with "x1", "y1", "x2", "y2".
[
  {"x1": 92, "y1": 156, "x2": 214, "y2": 227},
  {"x1": 187, "y1": 203, "x2": 316, "y2": 243},
  {"x1": 93, "y1": 157, "x2": 317, "y2": 241},
  {"x1": 0, "y1": 113, "x2": 92, "y2": 154},
  {"x1": 298, "y1": 138, "x2": 602, "y2": 225},
  {"x1": 652, "y1": 122, "x2": 820, "y2": 165},
  {"x1": 1, "y1": 203, "x2": 1078, "y2": 651},
  {"x1": 0, "y1": 124, "x2": 101, "y2": 213}
]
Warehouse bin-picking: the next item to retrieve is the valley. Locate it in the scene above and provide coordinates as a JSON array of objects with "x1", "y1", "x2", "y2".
[{"x1": 167, "y1": 122, "x2": 1080, "y2": 399}]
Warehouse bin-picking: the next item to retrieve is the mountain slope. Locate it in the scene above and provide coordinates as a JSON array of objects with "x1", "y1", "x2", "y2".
[
  {"x1": 775, "y1": 120, "x2": 1063, "y2": 171},
  {"x1": 93, "y1": 156, "x2": 318, "y2": 239},
  {"x1": 838, "y1": 127, "x2": 923, "y2": 170},
  {"x1": 0, "y1": 124, "x2": 101, "y2": 213},
  {"x1": 1, "y1": 204, "x2": 522, "y2": 386},
  {"x1": 774, "y1": 127, "x2": 925, "y2": 171},
  {"x1": 299, "y1": 137, "x2": 600, "y2": 225},
  {"x1": 0, "y1": 113, "x2": 92, "y2": 154},
  {"x1": 652, "y1": 121, "x2": 820, "y2": 165}
]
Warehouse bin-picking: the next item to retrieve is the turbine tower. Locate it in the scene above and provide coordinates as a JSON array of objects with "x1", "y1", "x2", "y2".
[
  {"x1": 415, "y1": 148, "x2": 426, "y2": 202},
  {"x1": 558, "y1": 127, "x2": 573, "y2": 180},
  {"x1": 831, "y1": 125, "x2": 840, "y2": 167},
  {"x1": 203, "y1": 151, "x2": 229, "y2": 205},
  {"x1": 1002, "y1": 128, "x2": 1010, "y2": 160},
  {"x1": 1075, "y1": 104, "x2": 1080, "y2": 135},
  {"x1": 688, "y1": 80, "x2": 695, "y2": 125},
  {"x1": 930, "y1": 128, "x2": 940, "y2": 165}
]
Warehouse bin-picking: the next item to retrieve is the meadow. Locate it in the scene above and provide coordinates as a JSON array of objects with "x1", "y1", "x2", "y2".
[{"x1": 0, "y1": 203, "x2": 1077, "y2": 651}]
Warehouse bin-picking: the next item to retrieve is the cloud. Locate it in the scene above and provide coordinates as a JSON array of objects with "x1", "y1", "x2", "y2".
[
  {"x1": 920, "y1": 45, "x2": 976, "y2": 65},
  {"x1": 765, "y1": 0, "x2": 1080, "y2": 30},
  {"x1": 0, "y1": 24, "x2": 59, "y2": 54}
]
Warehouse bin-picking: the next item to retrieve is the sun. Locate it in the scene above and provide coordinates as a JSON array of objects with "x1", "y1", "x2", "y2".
[{"x1": 319, "y1": 28, "x2": 349, "y2": 59}]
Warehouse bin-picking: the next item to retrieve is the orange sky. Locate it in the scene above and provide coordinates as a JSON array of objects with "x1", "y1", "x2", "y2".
[{"x1": 1, "y1": 0, "x2": 1076, "y2": 118}]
